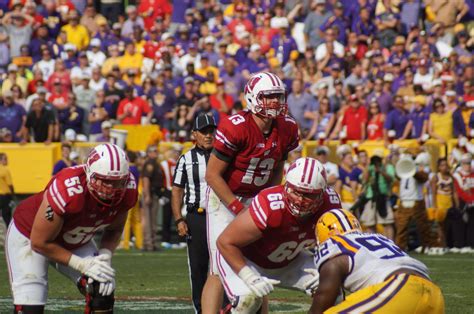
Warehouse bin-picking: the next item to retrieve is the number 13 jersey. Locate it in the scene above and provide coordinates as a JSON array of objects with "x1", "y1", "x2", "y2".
[
  {"x1": 13, "y1": 165, "x2": 138, "y2": 250},
  {"x1": 314, "y1": 232, "x2": 429, "y2": 293},
  {"x1": 213, "y1": 111, "x2": 299, "y2": 198}
]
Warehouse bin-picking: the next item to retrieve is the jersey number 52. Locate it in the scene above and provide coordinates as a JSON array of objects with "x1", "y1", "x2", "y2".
[{"x1": 65, "y1": 176, "x2": 84, "y2": 197}]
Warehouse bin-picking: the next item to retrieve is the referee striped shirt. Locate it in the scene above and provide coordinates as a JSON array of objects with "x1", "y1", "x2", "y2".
[{"x1": 173, "y1": 146, "x2": 209, "y2": 209}]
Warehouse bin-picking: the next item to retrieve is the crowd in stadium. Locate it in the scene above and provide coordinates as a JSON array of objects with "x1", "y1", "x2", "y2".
[{"x1": 0, "y1": 0, "x2": 473, "y2": 249}]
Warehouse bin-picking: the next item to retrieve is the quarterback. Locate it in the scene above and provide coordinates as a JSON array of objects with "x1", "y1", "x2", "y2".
[
  {"x1": 217, "y1": 157, "x2": 342, "y2": 313},
  {"x1": 204, "y1": 71, "x2": 299, "y2": 311},
  {"x1": 5, "y1": 143, "x2": 138, "y2": 314},
  {"x1": 310, "y1": 209, "x2": 445, "y2": 314}
]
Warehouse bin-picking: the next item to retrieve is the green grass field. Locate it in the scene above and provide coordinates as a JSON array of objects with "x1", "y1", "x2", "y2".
[{"x1": 0, "y1": 249, "x2": 473, "y2": 313}]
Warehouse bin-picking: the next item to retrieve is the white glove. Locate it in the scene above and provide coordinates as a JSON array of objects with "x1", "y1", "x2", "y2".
[
  {"x1": 303, "y1": 268, "x2": 320, "y2": 296},
  {"x1": 96, "y1": 249, "x2": 115, "y2": 296},
  {"x1": 68, "y1": 255, "x2": 115, "y2": 283},
  {"x1": 238, "y1": 266, "x2": 280, "y2": 297}
]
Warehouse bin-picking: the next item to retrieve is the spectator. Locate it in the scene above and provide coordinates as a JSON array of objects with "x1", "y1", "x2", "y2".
[
  {"x1": 117, "y1": 88, "x2": 152, "y2": 125},
  {"x1": 0, "y1": 152, "x2": 14, "y2": 227},
  {"x1": 307, "y1": 96, "x2": 335, "y2": 140},
  {"x1": 95, "y1": 120, "x2": 112, "y2": 142},
  {"x1": 366, "y1": 77, "x2": 393, "y2": 114},
  {"x1": 1, "y1": 10, "x2": 34, "y2": 58},
  {"x1": 103, "y1": 73, "x2": 124, "y2": 119},
  {"x1": 425, "y1": 0, "x2": 469, "y2": 40},
  {"x1": 428, "y1": 98, "x2": 453, "y2": 144},
  {"x1": 367, "y1": 101, "x2": 385, "y2": 141},
  {"x1": 360, "y1": 154, "x2": 396, "y2": 240},
  {"x1": 58, "y1": 94, "x2": 85, "y2": 135},
  {"x1": 171, "y1": 104, "x2": 192, "y2": 142},
  {"x1": 48, "y1": 79, "x2": 69, "y2": 110},
  {"x1": 47, "y1": 60, "x2": 71, "y2": 93},
  {"x1": 88, "y1": 90, "x2": 109, "y2": 142},
  {"x1": 287, "y1": 79, "x2": 318, "y2": 138},
  {"x1": 10, "y1": 85, "x2": 26, "y2": 109},
  {"x1": 74, "y1": 74, "x2": 95, "y2": 111},
  {"x1": 343, "y1": 63, "x2": 366, "y2": 89},
  {"x1": 413, "y1": 59, "x2": 434, "y2": 92},
  {"x1": 0, "y1": 90, "x2": 26, "y2": 142},
  {"x1": 400, "y1": 0, "x2": 421, "y2": 35},
  {"x1": 220, "y1": 59, "x2": 245, "y2": 102},
  {"x1": 86, "y1": 38, "x2": 107, "y2": 68},
  {"x1": 315, "y1": 28, "x2": 344, "y2": 67},
  {"x1": 227, "y1": 4, "x2": 254, "y2": 45},
  {"x1": 138, "y1": 0, "x2": 172, "y2": 31},
  {"x1": 269, "y1": 17, "x2": 298, "y2": 67},
  {"x1": 118, "y1": 41, "x2": 144, "y2": 84},
  {"x1": 61, "y1": 10, "x2": 90, "y2": 51},
  {"x1": 303, "y1": 0, "x2": 331, "y2": 48},
  {"x1": 122, "y1": 5, "x2": 145, "y2": 38},
  {"x1": 384, "y1": 95, "x2": 412, "y2": 143},
  {"x1": 70, "y1": 52, "x2": 92, "y2": 86},
  {"x1": 409, "y1": 96, "x2": 430, "y2": 140},
  {"x1": 52, "y1": 143, "x2": 77, "y2": 175},
  {"x1": 1, "y1": 64, "x2": 27, "y2": 97},
  {"x1": 336, "y1": 150, "x2": 362, "y2": 209},
  {"x1": 335, "y1": 94, "x2": 367, "y2": 141},
  {"x1": 210, "y1": 79, "x2": 234, "y2": 121},
  {"x1": 99, "y1": 0, "x2": 122, "y2": 23},
  {"x1": 80, "y1": 5, "x2": 106, "y2": 35},
  {"x1": 374, "y1": 0, "x2": 400, "y2": 48},
  {"x1": 320, "y1": 1, "x2": 348, "y2": 44},
  {"x1": 23, "y1": 98, "x2": 55, "y2": 144},
  {"x1": 314, "y1": 146, "x2": 339, "y2": 186}
]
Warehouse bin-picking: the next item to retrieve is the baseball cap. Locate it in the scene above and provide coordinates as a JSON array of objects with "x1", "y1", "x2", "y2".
[
  {"x1": 3, "y1": 90, "x2": 13, "y2": 98},
  {"x1": 90, "y1": 38, "x2": 101, "y2": 47},
  {"x1": 184, "y1": 76, "x2": 194, "y2": 84},
  {"x1": 37, "y1": 86, "x2": 48, "y2": 94},
  {"x1": 204, "y1": 36, "x2": 216, "y2": 44},
  {"x1": 316, "y1": 146, "x2": 330, "y2": 155},
  {"x1": 331, "y1": 63, "x2": 341, "y2": 71},
  {"x1": 7, "y1": 64, "x2": 18, "y2": 72},
  {"x1": 250, "y1": 43, "x2": 261, "y2": 52},
  {"x1": 101, "y1": 120, "x2": 112, "y2": 129},
  {"x1": 112, "y1": 22, "x2": 122, "y2": 30},
  {"x1": 394, "y1": 36, "x2": 406, "y2": 45},
  {"x1": 65, "y1": 129, "x2": 77, "y2": 141},
  {"x1": 64, "y1": 43, "x2": 76, "y2": 51},
  {"x1": 445, "y1": 90, "x2": 456, "y2": 97},
  {"x1": 185, "y1": 8, "x2": 194, "y2": 15},
  {"x1": 193, "y1": 114, "x2": 217, "y2": 131},
  {"x1": 315, "y1": 0, "x2": 326, "y2": 4}
]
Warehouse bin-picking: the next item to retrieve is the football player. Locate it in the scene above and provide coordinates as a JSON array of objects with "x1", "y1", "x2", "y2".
[
  {"x1": 5, "y1": 143, "x2": 138, "y2": 314},
  {"x1": 309, "y1": 209, "x2": 445, "y2": 314},
  {"x1": 216, "y1": 157, "x2": 342, "y2": 313},
  {"x1": 205, "y1": 71, "x2": 299, "y2": 312}
]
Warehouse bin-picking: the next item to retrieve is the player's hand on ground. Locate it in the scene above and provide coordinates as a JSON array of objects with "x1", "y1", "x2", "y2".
[
  {"x1": 92, "y1": 277, "x2": 116, "y2": 296},
  {"x1": 69, "y1": 255, "x2": 115, "y2": 283},
  {"x1": 303, "y1": 268, "x2": 320, "y2": 296},
  {"x1": 238, "y1": 266, "x2": 280, "y2": 297}
]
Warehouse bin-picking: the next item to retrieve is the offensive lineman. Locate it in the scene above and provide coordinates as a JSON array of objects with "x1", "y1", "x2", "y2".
[
  {"x1": 217, "y1": 157, "x2": 342, "y2": 313},
  {"x1": 310, "y1": 209, "x2": 445, "y2": 313},
  {"x1": 205, "y1": 71, "x2": 299, "y2": 312},
  {"x1": 5, "y1": 143, "x2": 138, "y2": 314}
]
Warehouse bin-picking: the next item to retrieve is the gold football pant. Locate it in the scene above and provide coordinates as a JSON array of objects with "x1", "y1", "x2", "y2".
[
  {"x1": 325, "y1": 274, "x2": 445, "y2": 314},
  {"x1": 121, "y1": 201, "x2": 143, "y2": 250}
]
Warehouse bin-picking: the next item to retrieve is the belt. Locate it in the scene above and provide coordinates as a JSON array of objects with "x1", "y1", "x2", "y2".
[
  {"x1": 385, "y1": 268, "x2": 430, "y2": 281},
  {"x1": 187, "y1": 205, "x2": 206, "y2": 214}
]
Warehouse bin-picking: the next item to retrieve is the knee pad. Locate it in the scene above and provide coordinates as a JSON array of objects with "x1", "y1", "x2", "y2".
[
  {"x1": 230, "y1": 294, "x2": 263, "y2": 314},
  {"x1": 77, "y1": 276, "x2": 115, "y2": 314},
  {"x1": 14, "y1": 305, "x2": 45, "y2": 314}
]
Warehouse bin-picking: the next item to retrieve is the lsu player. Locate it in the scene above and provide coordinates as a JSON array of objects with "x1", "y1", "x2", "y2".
[
  {"x1": 204, "y1": 71, "x2": 299, "y2": 311},
  {"x1": 309, "y1": 209, "x2": 445, "y2": 314},
  {"x1": 216, "y1": 157, "x2": 342, "y2": 313},
  {"x1": 5, "y1": 144, "x2": 138, "y2": 314}
]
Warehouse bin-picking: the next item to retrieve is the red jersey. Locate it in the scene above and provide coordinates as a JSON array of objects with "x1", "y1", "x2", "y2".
[
  {"x1": 117, "y1": 97, "x2": 151, "y2": 125},
  {"x1": 243, "y1": 185, "x2": 342, "y2": 269},
  {"x1": 214, "y1": 111, "x2": 299, "y2": 197},
  {"x1": 453, "y1": 169, "x2": 474, "y2": 206},
  {"x1": 13, "y1": 166, "x2": 138, "y2": 250},
  {"x1": 342, "y1": 105, "x2": 368, "y2": 140}
]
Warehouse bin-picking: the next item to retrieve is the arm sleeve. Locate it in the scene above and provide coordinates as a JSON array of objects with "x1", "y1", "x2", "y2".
[
  {"x1": 248, "y1": 193, "x2": 271, "y2": 231},
  {"x1": 172, "y1": 155, "x2": 187, "y2": 188},
  {"x1": 213, "y1": 116, "x2": 242, "y2": 159}
]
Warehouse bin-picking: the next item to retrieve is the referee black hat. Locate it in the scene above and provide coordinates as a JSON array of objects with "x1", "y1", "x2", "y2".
[{"x1": 193, "y1": 114, "x2": 217, "y2": 131}]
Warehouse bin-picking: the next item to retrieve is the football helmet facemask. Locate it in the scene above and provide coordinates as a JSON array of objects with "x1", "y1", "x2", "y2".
[
  {"x1": 85, "y1": 144, "x2": 130, "y2": 207},
  {"x1": 284, "y1": 157, "x2": 327, "y2": 218},
  {"x1": 244, "y1": 71, "x2": 287, "y2": 119},
  {"x1": 315, "y1": 209, "x2": 362, "y2": 245}
]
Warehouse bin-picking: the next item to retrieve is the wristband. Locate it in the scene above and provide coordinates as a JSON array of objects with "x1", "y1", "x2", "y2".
[
  {"x1": 228, "y1": 199, "x2": 244, "y2": 215},
  {"x1": 68, "y1": 254, "x2": 83, "y2": 271},
  {"x1": 175, "y1": 217, "x2": 186, "y2": 226},
  {"x1": 98, "y1": 248, "x2": 113, "y2": 258}
]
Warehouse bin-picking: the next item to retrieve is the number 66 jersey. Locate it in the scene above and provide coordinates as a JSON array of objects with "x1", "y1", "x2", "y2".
[
  {"x1": 314, "y1": 232, "x2": 430, "y2": 293},
  {"x1": 13, "y1": 165, "x2": 138, "y2": 250},
  {"x1": 214, "y1": 110, "x2": 299, "y2": 198}
]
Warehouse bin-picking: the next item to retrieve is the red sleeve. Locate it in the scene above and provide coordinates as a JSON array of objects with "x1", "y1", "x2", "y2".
[
  {"x1": 214, "y1": 115, "x2": 243, "y2": 158},
  {"x1": 453, "y1": 174, "x2": 474, "y2": 203},
  {"x1": 45, "y1": 175, "x2": 84, "y2": 216},
  {"x1": 117, "y1": 100, "x2": 125, "y2": 116},
  {"x1": 284, "y1": 116, "x2": 300, "y2": 153},
  {"x1": 248, "y1": 193, "x2": 271, "y2": 231},
  {"x1": 141, "y1": 98, "x2": 151, "y2": 114}
]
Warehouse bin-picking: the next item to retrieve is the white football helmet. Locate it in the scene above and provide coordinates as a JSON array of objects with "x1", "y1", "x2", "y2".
[
  {"x1": 284, "y1": 157, "x2": 327, "y2": 217},
  {"x1": 244, "y1": 71, "x2": 287, "y2": 118},
  {"x1": 85, "y1": 143, "x2": 130, "y2": 206}
]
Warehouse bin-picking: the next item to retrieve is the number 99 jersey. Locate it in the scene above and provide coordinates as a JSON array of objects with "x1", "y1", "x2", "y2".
[
  {"x1": 213, "y1": 111, "x2": 299, "y2": 198},
  {"x1": 13, "y1": 165, "x2": 138, "y2": 250},
  {"x1": 314, "y1": 232, "x2": 430, "y2": 293}
]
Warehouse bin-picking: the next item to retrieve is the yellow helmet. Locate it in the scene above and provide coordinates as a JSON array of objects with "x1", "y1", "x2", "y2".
[{"x1": 315, "y1": 209, "x2": 362, "y2": 245}]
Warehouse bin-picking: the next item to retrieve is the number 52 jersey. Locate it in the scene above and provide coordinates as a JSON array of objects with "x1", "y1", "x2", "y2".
[
  {"x1": 214, "y1": 111, "x2": 299, "y2": 198},
  {"x1": 314, "y1": 232, "x2": 430, "y2": 293},
  {"x1": 13, "y1": 165, "x2": 138, "y2": 250}
]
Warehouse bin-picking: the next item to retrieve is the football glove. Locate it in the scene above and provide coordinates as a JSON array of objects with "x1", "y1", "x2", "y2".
[
  {"x1": 96, "y1": 249, "x2": 115, "y2": 296},
  {"x1": 238, "y1": 266, "x2": 280, "y2": 297},
  {"x1": 68, "y1": 255, "x2": 115, "y2": 283},
  {"x1": 303, "y1": 268, "x2": 320, "y2": 296}
]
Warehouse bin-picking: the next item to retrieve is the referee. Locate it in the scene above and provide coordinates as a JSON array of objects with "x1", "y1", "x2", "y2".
[{"x1": 172, "y1": 113, "x2": 216, "y2": 313}]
